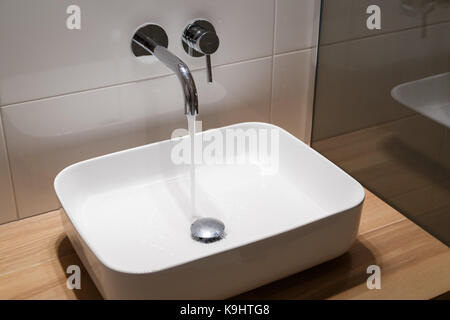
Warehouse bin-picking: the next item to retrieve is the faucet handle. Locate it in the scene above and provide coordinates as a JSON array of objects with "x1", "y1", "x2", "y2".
[{"x1": 182, "y1": 20, "x2": 219, "y2": 83}]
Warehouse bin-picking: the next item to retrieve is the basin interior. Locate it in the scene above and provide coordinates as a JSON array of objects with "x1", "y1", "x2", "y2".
[{"x1": 55, "y1": 123, "x2": 364, "y2": 274}]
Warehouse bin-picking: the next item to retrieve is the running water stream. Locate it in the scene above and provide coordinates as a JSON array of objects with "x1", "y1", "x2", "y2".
[
  {"x1": 187, "y1": 114, "x2": 226, "y2": 243},
  {"x1": 187, "y1": 114, "x2": 197, "y2": 220}
]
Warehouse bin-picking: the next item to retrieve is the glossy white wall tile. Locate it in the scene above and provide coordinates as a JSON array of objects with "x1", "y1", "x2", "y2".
[
  {"x1": 2, "y1": 58, "x2": 272, "y2": 218},
  {"x1": 274, "y1": 0, "x2": 321, "y2": 53},
  {"x1": 0, "y1": 114, "x2": 17, "y2": 224},
  {"x1": 271, "y1": 49, "x2": 317, "y2": 143},
  {"x1": 0, "y1": 0, "x2": 274, "y2": 105}
]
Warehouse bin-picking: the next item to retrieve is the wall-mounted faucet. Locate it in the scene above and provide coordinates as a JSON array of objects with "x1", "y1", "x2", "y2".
[
  {"x1": 182, "y1": 20, "x2": 220, "y2": 83},
  {"x1": 131, "y1": 23, "x2": 224, "y2": 243},
  {"x1": 131, "y1": 24, "x2": 198, "y2": 116}
]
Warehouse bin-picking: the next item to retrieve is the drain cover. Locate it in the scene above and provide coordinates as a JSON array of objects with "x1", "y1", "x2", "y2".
[{"x1": 190, "y1": 217, "x2": 225, "y2": 243}]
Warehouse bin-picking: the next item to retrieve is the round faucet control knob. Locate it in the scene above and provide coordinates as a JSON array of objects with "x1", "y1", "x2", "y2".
[
  {"x1": 182, "y1": 20, "x2": 219, "y2": 57},
  {"x1": 196, "y1": 30, "x2": 220, "y2": 55},
  {"x1": 182, "y1": 20, "x2": 219, "y2": 83}
]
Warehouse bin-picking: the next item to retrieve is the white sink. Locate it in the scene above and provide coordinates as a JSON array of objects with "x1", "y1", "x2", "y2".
[
  {"x1": 55, "y1": 122, "x2": 364, "y2": 299},
  {"x1": 392, "y1": 72, "x2": 450, "y2": 128}
]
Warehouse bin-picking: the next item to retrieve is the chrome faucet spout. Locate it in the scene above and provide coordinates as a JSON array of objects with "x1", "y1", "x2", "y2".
[{"x1": 132, "y1": 30, "x2": 198, "y2": 116}]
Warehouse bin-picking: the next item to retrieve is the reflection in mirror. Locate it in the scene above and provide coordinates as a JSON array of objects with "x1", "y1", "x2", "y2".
[{"x1": 312, "y1": 0, "x2": 450, "y2": 245}]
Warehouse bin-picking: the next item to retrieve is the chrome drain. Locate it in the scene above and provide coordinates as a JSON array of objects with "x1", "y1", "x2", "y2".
[{"x1": 190, "y1": 217, "x2": 225, "y2": 243}]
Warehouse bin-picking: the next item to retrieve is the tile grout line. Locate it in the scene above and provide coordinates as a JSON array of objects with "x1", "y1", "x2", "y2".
[
  {"x1": 320, "y1": 20, "x2": 450, "y2": 47},
  {"x1": 274, "y1": 45, "x2": 318, "y2": 57},
  {"x1": 1, "y1": 55, "x2": 275, "y2": 109},
  {"x1": 269, "y1": 0, "x2": 277, "y2": 124},
  {"x1": 0, "y1": 45, "x2": 320, "y2": 110}
]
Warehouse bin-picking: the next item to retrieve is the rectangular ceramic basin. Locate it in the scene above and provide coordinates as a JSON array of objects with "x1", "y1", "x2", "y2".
[{"x1": 54, "y1": 122, "x2": 364, "y2": 299}]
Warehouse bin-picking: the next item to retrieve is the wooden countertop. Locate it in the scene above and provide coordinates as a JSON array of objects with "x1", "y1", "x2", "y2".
[{"x1": 0, "y1": 189, "x2": 449, "y2": 300}]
